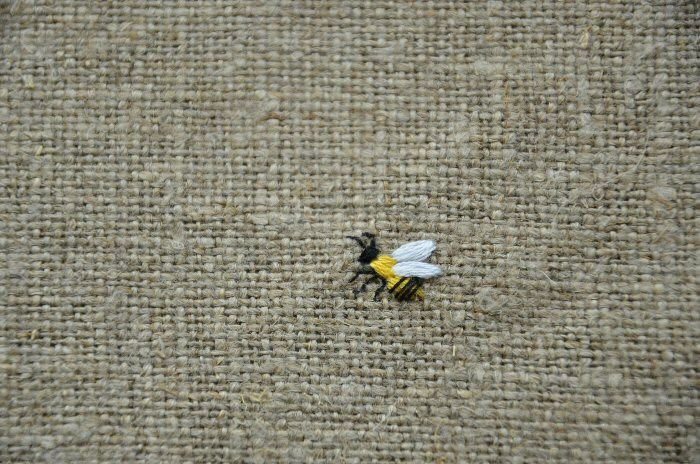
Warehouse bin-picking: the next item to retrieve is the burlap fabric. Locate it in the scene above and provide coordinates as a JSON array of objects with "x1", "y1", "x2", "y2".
[{"x1": 2, "y1": 1, "x2": 697, "y2": 462}]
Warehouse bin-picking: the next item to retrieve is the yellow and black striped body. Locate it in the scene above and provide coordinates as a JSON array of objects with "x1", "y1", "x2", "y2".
[{"x1": 370, "y1": 255, "x2": 424, "y2": 301}]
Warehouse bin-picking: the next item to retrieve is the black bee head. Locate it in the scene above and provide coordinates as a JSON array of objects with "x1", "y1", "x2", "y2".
[
  {"x1": 347, "y1": 233, "x2": 380, "y2": 265},
  {"x1": 358, "y1": 245, "x2": 379, "y2": 264}
]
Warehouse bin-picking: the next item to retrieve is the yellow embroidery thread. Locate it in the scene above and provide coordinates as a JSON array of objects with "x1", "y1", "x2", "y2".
[{"x1": 347, "y1": 233, "x2": 437, "y2": 301}]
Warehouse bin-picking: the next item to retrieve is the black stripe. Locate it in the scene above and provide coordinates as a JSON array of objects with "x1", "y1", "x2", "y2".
[
  {"x1": 390, "y1": 277, "x2": 406, "y2": 294},
  {"x1": 397, "y1": 278, "x2": 416, "y2": 301},
  {"x1": 393, "y1": 277, "x2": 423, "y2": 301},
  {"x1": 406, "y1": 279, "x2": 422, "y2": 300},
  {"x1": 394, "y1": 279, "x2": 411, "y2": 300}
]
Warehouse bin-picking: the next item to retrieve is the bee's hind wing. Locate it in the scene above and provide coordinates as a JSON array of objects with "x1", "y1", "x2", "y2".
[
  {"x1": 391, "y1": 240, "x2": 436, "y2": 262},
  {"x1": 393, "y1": 261, "x2": 442, "y2": 278}
]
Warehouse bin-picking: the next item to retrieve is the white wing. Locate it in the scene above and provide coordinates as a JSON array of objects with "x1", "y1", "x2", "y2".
[
  {"x1": 393, "y1": 261, "x2": 442, "y2": 278},
  {"x1": 391, "y1": 240, "x2": 436, "y2": 262}
]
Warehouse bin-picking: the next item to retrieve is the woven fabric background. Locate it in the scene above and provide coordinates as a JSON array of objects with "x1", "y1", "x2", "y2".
[{"x1": 1, "y1": 1, "x2": 698, "y2": 462}]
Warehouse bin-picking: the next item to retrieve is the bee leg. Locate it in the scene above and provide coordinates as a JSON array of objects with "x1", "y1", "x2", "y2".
[
  {"x1": 373, "y1": 280, "x2": 387, "y2": 301},
  {"x1": 354, "y1": 275, "x2": 379, "y2": 295},
  {"x1": 348, "y1": 268, "x2": 373, "y2": 283}
]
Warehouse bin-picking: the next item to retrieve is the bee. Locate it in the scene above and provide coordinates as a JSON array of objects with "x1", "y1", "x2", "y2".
[{"x1": 347, "y1": 232, "x2": 442, "y2": 301}]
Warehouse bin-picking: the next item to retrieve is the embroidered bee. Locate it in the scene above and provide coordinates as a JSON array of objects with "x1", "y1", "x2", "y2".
[{"x1": 347, "y1": 232, "x2": 442, "y2": 301}]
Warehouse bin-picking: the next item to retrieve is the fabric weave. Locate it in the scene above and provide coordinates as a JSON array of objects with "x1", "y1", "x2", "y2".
[{"x1": 1, "y1": 1, "x2": 698, "y2": 462}]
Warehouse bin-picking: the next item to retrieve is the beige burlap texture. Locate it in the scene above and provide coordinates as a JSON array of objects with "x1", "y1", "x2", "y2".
[{"x1": 1, "y1": 1, "x2": 698, "y2": 462}]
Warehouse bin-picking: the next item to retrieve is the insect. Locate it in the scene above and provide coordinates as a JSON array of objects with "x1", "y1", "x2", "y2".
[{"x1": 347, "y1": 232, "x2": 442, "y2": 301}]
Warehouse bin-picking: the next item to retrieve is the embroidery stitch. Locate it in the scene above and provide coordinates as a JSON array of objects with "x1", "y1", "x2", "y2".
[{"x1": 347, "y1": 233, "x2": 442, "y2": 301}]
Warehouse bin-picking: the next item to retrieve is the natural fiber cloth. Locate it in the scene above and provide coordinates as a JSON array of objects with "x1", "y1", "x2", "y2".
[{"x1": 1, "y1": 1, "x2": 698, "y2": 462}]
